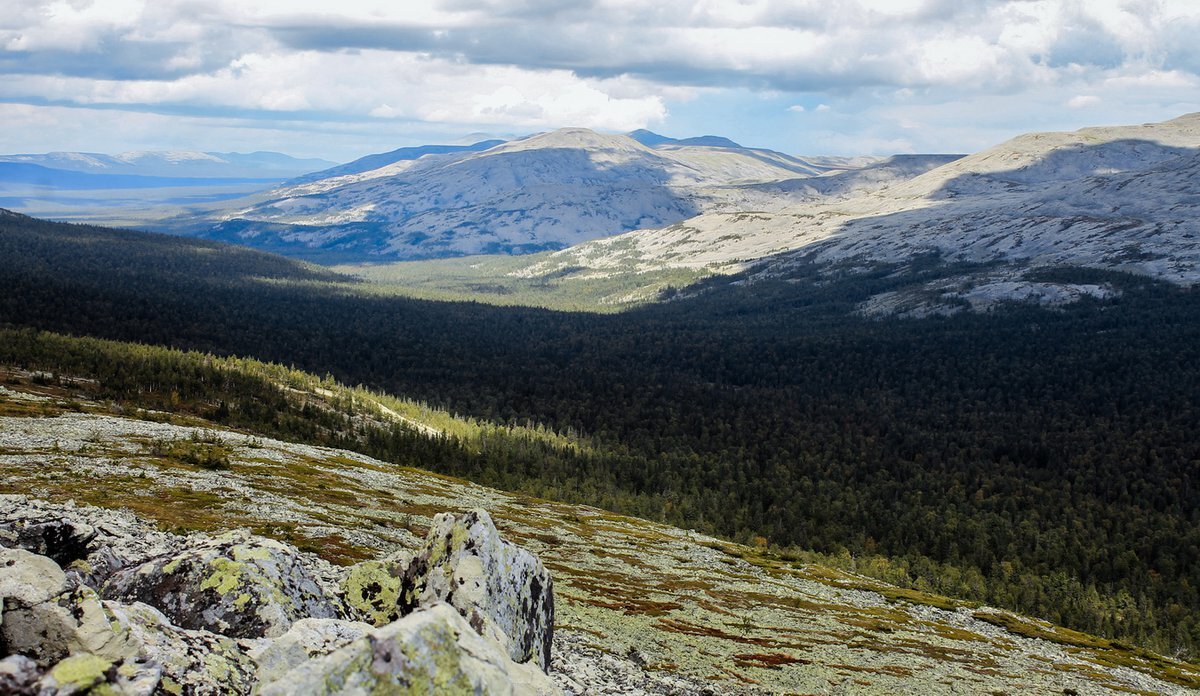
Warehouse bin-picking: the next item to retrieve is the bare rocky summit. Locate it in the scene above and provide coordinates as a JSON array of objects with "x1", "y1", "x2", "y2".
[{"x1": 514, "y1": 113, "x2": 1200, "y2": 314}]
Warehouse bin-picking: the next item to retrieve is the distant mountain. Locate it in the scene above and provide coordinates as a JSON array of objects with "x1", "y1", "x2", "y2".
[
  {"x1": 289, "y1": 140, "x2": 504, "y2": 184},
  {"x1": 518, "y1": 113, "x2": 1200, "y2": 313},
  {"x1": 0, "y1": 150, "x2": 337, "y2": 180},
  {"x1": 0, "y1": 161, "x2": 282, "y2": 190},
  {"x1": 626, "y1": 129, "x2": 742, "y2": 148},
  {"x1": 164, "y1": 128, "x2": 842, "y2": 261},
  {"x1": 0, "y1": 149, "x2": 341, "y2": 226}
]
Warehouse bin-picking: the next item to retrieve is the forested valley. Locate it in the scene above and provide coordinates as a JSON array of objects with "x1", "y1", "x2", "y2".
[{"x1": 2, "y1": 211, "x2": 1198, "y2": 659}]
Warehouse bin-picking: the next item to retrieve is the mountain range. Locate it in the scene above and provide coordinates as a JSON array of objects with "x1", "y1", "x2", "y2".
[
  {"x1": 0, "y1": 150, "x2": 336, "y2": 180},
  {"x1": 161, "y1": 129, "x2": 851, "y2": 260},
  {"x1": 500, "y1": 113, "x2": 1200, "y2": 314}
]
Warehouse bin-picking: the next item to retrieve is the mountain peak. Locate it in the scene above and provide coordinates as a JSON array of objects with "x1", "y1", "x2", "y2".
[{"x1": 498, "y1": 127, "x2": 648, "y2": 153}]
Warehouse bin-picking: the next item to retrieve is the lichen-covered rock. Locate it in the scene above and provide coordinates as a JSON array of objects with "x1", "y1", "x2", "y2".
[
  {"x1": 31, "y1": 652, "x2": 160, "y2": 696},
  {"x1": 341, "y1": 552, "x2": 408, "y2": 626},
  {"x1": 400, "y1": 510, "x2": 554, "y2": 670},
  {"x1": 1, "y1": 547, "x2": 74, "y2": 663},
  {"x1": 249, "y1": 617, "x2": 372, "y2": 685},
  {"x1": 34, "y1": 653, "x2": 115, "y2": 695},
  {"x1": 101, "y1": 529, "x2": 343, "y2": 639},
  {"x1": 258, "y1": 603, "x2": 560, "y2": 696},
  {"x1": 0, "y1": 654, "x2": 42, "y2": 695},
  {"x1": 104, "y1": 600, "x2": 255, "y2": 695}
]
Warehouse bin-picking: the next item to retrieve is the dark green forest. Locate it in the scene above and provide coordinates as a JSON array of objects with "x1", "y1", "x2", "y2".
[{"x1": 1, "y1": 211, "x2": 1198, "y2": 659}]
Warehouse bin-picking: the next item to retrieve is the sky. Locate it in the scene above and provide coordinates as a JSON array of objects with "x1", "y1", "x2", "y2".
[{"x1": 1, "y1": 0, "x2": 1198, "y2": 162}]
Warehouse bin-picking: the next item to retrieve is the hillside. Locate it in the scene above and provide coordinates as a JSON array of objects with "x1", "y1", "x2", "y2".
[
  {"x1": 3, "y1": 211, "x2": 1200, "y2": 664},
  {"x1": 509, "y1": 114, "x2": 1200, "y2": 313},
  {"x1": 2, "y1": 343, "x2": 1198, "y2": 694},
  {"x1": 160, "y1": 129, "x2": 844, "y2": 262}
]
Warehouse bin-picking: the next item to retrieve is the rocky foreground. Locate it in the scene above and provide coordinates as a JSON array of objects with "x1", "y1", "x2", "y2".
[
  {"x1": 2, "y1": 378, "x2": 1199, "y2": 694},
  {"x1": 0, "y1": 498, "x2": 558, "y2": 694}
]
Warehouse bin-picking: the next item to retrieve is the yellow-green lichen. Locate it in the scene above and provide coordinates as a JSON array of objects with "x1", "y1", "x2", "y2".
[
  {"x1": 199, "y1": 557, "x2": 248, "y2": 595},
  {"x1": 343, "y1": 560, "x2": 402, "y2": 626},
  {"x1": 48, "y1": 653, "x2": 112, "y2": 690}
]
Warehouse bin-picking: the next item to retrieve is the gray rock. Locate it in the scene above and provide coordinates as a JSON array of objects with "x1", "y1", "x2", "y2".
[
  {"x1": 0, "y1": 548, "x2": 77, "y2": 665},
  {"x1": 0, "y1": 654, "x2": 41, "y2": 695},
  {"x1": 0, "y1": 546, "x2": 70, "y2": 601},
  {"x1": 104, "y1": 600, "x2": 254, "y2": 695},
  {"x1": 249, "y1": 617, "x2": 372, "y2": 685},
  {"x1": 2, "y1": 582, "x2": 140, "y2": 667},
  {"x1": 12, "y1": 519, "x2": 97, "y2": 567},
  {"x1": 0, "y1": 495, "x2": 186, "y2": 588},
  {"x1": 258, "y1": 603, "x2": 560, "y2": 696},
  {"x1": 400, "y1": 509, "x2": 554, "y2": 670},
  {"x1": 101, "y1": 529, "x2": 344, "y2": 639}
]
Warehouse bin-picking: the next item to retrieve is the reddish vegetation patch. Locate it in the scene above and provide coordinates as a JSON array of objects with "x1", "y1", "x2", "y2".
[{"x1": 732, "y1": 652, "x2": 811, "y2": 669}]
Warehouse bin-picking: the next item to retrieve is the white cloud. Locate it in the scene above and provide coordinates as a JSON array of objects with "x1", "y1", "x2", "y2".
[
  {"x1": 1, "y1": 0, "x2": 1199, "y2": 158},
  {"x1": 1066, "y1": 94, "x2": 1101, "y2": 109}
]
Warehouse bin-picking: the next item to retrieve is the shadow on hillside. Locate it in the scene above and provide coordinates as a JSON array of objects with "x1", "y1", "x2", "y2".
[
  {"x1": 660, "y1": 137, "x2": 1200, "y2": 304},
  {"x1": 156, "y1": 145, "x2": 709, "y2": 263}
]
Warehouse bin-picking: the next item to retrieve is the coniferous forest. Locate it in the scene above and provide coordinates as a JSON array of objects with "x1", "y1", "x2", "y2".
[{"x1": 2, "y1": 212, "x2": 1198, "y2": 659}]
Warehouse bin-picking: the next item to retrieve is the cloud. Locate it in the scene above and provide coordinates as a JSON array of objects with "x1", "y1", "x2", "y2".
[
  {"x1": 0, "y1": 0, "x2": 1198, "y2": 159},
  {"x1": 1066, "y1": 95, "x2": 1101, "y2": 109}
]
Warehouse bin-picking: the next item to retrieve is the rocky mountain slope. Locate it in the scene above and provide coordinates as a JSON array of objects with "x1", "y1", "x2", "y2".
[
  {"x1": 2, "y1": 367, "x2": 1198, "y2": 694},
  {"x1": 164, "y1": 129, "x2": 847, "y2": 261},
  {"x1": 507, "y1": 113, "x2": 1200, "y2": 314}
]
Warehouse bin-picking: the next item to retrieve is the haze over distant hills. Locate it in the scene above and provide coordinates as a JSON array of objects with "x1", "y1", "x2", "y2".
[
  {"x1": 0, "y1": 150, "x2": 336, "y2": 180},
  {"x1": 0, "y1": 149, "x2": 339, "y2": 227}
]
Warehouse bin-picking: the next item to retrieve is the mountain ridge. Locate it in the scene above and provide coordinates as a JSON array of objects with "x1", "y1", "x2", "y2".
[
  {"x1": 505, "y1": 113, "x2": 1200, "y2": 314},
  {"x1": 159, "y1": 128, "x2": 843, "y2": 261}
]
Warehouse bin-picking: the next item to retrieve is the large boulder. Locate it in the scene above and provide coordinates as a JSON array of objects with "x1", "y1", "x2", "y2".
[
  {"x1": 258, "y1": 603, "x2": 560, "y2": 696},
  {"x1": 249, "y1": 617, "x2": 372, "y2": 685},
  {"x1": 0, "y1": 548, "x2": 138, "y2": 667},
  {"x1": 101, "y1": 530, "x2": 343, "y2": 639},
  {"x1": 103, "y1": 600, "x2": 256, "y2": 695},
  {"x1": 400, "y1": 510, "x2": 554, "y2": 670}
]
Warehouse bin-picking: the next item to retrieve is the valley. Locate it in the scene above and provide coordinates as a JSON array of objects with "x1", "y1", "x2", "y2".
[{"x1": 3, "y1": 114, "x2": 1200, "y2": 694}]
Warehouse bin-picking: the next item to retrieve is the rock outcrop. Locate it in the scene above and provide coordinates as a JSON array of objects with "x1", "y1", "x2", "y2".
[
  {"x1": 401, "y1": 510, "x2": 555, "y2": 670},
  {"x1": 0, "y1": 497, "x2": 557, "y2": 695},
  {"x1": 101, "y1": 530, "x2": 344, "y2": 639},
  {"x1": 260, "y1": 603, "x2": 559, "y2": 695}
]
